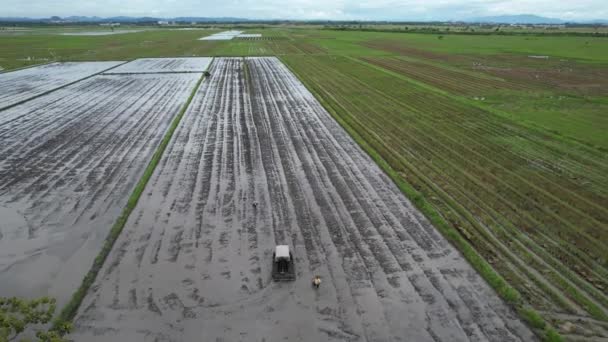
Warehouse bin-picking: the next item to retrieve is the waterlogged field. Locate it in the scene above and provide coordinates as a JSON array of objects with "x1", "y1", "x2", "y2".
[
  {"x1": 60, "y1": 30, "x2": 145, "y2": 36},
  {"x1": 0, "y1": 27, "x2": 607, "y2": 340},
  {"x1": 0, "y1": 70, "x2": 202, "y2": 305},
  {"x1": 0, "y1": 61, "x2": 123, "y2": 109},
  {"x1": 106, "y1": 57, "x2": 213, "y2": 74},
  {"x1": 71, "y1": 57, "x2": 533, "y2": 342},
  {"x1": 199, "y1": 30, "x2": 243, "y2": 40}
]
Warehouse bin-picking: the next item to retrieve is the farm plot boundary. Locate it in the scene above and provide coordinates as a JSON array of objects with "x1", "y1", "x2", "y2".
[{"x1": 51, "y1": 69, "x2": 209, "y2": 329}]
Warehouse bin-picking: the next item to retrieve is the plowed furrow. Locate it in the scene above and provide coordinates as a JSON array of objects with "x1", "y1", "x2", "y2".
[
  {"x1": 0, "y1": 71, "x2": 202, "y2": 308},
  {"x1": 71, "y1": 57, "x2": 534, "y2": 342}
]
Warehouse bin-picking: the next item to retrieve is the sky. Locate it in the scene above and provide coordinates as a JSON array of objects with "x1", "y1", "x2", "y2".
[{"x1": 2, "y1": 0, "x2": 607, "y2": 21}]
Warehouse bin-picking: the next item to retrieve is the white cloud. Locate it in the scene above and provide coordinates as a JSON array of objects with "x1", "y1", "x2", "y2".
[{"x1": 2, "y1": 0, "x2": 606, "y2": 20}]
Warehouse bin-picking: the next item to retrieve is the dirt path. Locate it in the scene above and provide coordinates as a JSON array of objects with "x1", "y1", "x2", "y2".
[
  {"x1": 0, "y1": 72, "x2": 201, "y2": 305},
  {"x1": 72, "y1": 57, "x2": 535, "y2": 341}
]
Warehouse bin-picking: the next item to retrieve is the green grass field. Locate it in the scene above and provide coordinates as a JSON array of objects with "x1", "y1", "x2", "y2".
[{"x1": 2, "y1": 26, "x2": 607, "y2": 340}]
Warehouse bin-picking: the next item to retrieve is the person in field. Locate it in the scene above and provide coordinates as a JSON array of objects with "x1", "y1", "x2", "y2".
[{"x1": 313, "y1": 275, "x2": 322, "y2": 289}]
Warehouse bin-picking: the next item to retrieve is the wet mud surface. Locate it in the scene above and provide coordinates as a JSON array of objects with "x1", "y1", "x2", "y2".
[
  {"x1": 0, "y1": 72, "x2": 202, "y2": 305},
  {"x1": 106, "y1": 58, "x2": 214, "y2": 74},
  {"x1": 0, "y1": 62, "x2": 123, "y2": 110},
  {"x1": 72, "y1": 57, "x2": 534, "y2": 341}
]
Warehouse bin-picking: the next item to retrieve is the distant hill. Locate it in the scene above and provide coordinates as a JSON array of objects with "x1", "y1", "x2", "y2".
[
  {"x1": 173, "y1": 17, "x2": 249, "y2": 23},
  {"x1": 468, "y1": 14, "x2": 565, "y2": 24},
  {"x1": 0, "y1": 16, "x2": 251, "y2": 23},
  {"x1": 0, "y1": 15, "x2": 606, "y2": 25}
]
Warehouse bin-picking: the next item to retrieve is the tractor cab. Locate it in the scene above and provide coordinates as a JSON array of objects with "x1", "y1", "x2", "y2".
[{"x1": 272, "y1": 245, "x2": 295, "y2": 281}]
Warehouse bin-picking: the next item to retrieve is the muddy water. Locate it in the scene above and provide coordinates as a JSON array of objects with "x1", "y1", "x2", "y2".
[
  {"x1": 0, "y1": 72, "x2": 202, "y2": 305},
  {"x1": 0, "y1": 61, "x2": 123, "y2": 109},
  {"x1": 71, "y1": 58, "x2": 535, "y2": 341},
  {"x1": 106, "y1": 57, "x2": 213, "y2": 74}
]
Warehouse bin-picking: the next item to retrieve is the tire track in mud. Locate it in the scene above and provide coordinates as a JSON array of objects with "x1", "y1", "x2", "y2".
[
  {"x1": 0, "y1": 72, "x2": 202, "y2": 306},
  {"x1": 72, "y1": 57, "x2": 535, "y2": 342}
]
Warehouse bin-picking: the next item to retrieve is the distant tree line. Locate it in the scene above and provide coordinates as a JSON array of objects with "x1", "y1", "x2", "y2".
[{"x1": 324, "y1": 25, "x2": 608, "y2": 37}]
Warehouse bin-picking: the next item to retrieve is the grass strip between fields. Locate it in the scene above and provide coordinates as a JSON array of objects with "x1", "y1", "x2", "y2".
[
  {"x1": 0, "y1": 60, "x2": 55, "y2": 74},
  {"x1": 51, "y1": 68, "x2": 207, "y2": 331},
  {"x1": 281, "y1": 56, "x2": 563, "y2": 342}
]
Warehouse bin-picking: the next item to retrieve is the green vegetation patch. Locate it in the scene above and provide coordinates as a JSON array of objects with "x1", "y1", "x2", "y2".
[{"x1": 283, "y1": 54, "x2": 608, "y2": 339}]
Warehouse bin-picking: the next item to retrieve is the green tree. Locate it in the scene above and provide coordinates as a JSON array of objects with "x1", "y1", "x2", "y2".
[{"x1": 0, "y1": 297, "x2": 70, "y2": 342}]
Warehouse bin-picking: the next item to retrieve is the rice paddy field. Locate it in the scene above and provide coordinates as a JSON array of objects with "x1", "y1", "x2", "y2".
[
  {"x1": 0, "y1": 26, "x2": 607, "y2": 341},
  {"x1": 0, "y1": 60, "x2": 204, "y2": 306}
]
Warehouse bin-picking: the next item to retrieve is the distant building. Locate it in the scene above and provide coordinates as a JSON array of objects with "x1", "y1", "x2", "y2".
[
  {"x1": 158, "y1": 21, "x2": 169, "y2": 25},
  {"x1": 100, "y1": 23, "x2": 120, "y2": 27}
]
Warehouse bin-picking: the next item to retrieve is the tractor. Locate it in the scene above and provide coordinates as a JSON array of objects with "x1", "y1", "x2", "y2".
[{"x1": 272, "y1": 245, "x2": 295, "y2": 281}]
